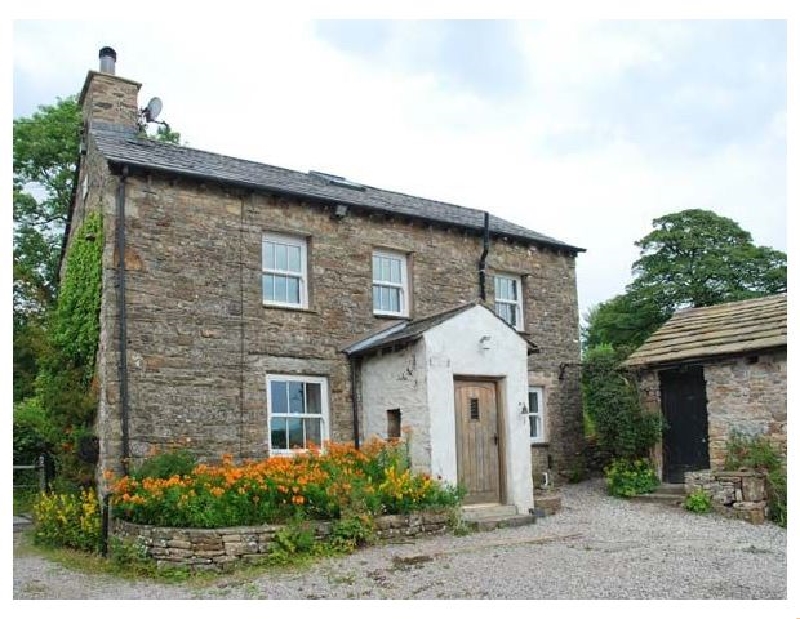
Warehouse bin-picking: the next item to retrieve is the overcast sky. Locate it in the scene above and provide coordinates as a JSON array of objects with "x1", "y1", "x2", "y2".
[{"x1": 12, "y1": 19, "x2": 787, "y2": 319}]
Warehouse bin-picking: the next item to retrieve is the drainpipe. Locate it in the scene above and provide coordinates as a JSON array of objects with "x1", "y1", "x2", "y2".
[
  {"x1": 479, "y1": 211, "x2": 490, "y2": 301},
  {"x1": 350, "y1": 357, "x2": 360, "y2": 449},
  {"x1": 116, "y1": 166, "x2": 130, "y2": 475}
]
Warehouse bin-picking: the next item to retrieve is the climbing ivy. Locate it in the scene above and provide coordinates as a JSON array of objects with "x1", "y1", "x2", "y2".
[{"x1": 52, "y1": 212, "x2": 103, "y2": 380}]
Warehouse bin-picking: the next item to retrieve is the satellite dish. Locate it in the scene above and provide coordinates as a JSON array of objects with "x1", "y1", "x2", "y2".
[{"x1": 144, "y1": 97, "x2": 163, "y2": 122}]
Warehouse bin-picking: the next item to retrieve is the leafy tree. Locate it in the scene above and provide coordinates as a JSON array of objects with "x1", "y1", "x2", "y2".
[
  {"x1": 582, "y1": 291, "x2": 666, "y2": 357},
  {"x1": 13, "y1": 96, "x2": 81, "y2": 316},
  {"x1": 630, "y1": 209, "x2": 786, "y2": 312},
  {"x1": 584, "y1": 209, "x2": 787, "y2": 353},
  {"x1": 153, "y1": 124, "x2": 181, "y2": 144}
]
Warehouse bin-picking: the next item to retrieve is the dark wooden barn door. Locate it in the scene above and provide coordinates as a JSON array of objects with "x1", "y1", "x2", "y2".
[
  {"x1": 660, "y1": 366, "x2": 710, "y2": 483},
  {"x1": 454, "y1": 380, "x2": 501, "y2": 504}
]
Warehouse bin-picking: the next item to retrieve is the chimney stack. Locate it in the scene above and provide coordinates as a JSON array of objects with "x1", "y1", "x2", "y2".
[
  {"x1": 99, "y1": 46, "x2": 117, "y2": 74},
  {"x1": 79, "y1": 46, "x2": 141, "y2": 132}
]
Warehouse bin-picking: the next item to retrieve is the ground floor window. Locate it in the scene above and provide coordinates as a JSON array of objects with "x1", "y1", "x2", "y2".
[
  {"x1": 528, "y1": 386, "x2": 546, "y2": 443},
  {"x1": 266, "y1": 375, "x2": 329, "y2": 453}
]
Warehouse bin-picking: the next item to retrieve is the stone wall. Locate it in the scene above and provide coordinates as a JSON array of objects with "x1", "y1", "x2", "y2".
[
  {"x1": 705, "y1": 351, "x2": 787, "y2": 469},
  {"x1": 94, "y1": 170, "x2": 583, "y2": 476},
  {"x1": 114, "y1": 510, "x2": 452, "y2": 572},
  {"x1": 636, "y1": 370, "x2": 664, "y2": 479},
  {"x1": 685, "y1": 470, "x2": 768, "y2": 525}
]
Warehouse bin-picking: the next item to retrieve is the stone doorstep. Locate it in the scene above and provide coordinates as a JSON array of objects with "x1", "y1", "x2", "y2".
[
  {"x1": 469, "y1": 514, "x2": 536, "y2": 533},
  {"x1": 462, "y1": 503, "x2": 518, "y2": 521}
]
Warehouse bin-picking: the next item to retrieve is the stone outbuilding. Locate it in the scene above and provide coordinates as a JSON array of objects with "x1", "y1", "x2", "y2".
[{"x1": 622, "y1": 294, "x2": 786, "y2": 483}]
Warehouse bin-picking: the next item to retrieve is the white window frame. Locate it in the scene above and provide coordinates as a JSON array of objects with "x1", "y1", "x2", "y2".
[
  {"x1": 528, "y1": 386, "x2": 546, "y2": 444},
  {"x1": 372, "y1": 249, "x2": 409, "y2": 317},
  {"x1": 266, "y1": 374, "x2": 329, "y2": 455},
  {"x1": 262, "y1": 232, "x2": 308, "y2": 309},
  {"x1": 494, "y1": 273, "x2": 524, "y2": 331}
]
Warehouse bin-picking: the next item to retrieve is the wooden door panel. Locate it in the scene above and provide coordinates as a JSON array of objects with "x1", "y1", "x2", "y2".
[
  {"x1": 660, "y1": 366, "x2": 710, "y2": 484},
  {"x1": 454, "y1": 380, "x2": 500, "y2": 504}
]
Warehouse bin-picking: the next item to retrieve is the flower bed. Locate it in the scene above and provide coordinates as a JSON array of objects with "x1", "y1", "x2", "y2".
[{"x1": 109, "y1": 440, "x2": 463, "y2": 528}]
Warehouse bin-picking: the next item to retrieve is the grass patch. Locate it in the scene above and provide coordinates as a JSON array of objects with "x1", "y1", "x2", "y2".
[{"x1": 14, "y1": 529, "x2": 327, "y2": 588}]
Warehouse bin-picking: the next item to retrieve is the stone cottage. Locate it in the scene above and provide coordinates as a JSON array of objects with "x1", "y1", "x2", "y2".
[
  {"x1": 622, "y1": 294, "x2": 787, "y2": 483},
  {"x1": 64, "y1": 47, "x2": 585, "y2": 515}
]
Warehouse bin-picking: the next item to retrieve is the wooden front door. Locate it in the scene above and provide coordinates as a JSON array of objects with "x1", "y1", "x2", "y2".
[
  {"x1": 660, "y1": 366, "x2": 710, "y2": 484},
  {"x1": 454, "y1": 380, "x2": 501, "y2": 504}
]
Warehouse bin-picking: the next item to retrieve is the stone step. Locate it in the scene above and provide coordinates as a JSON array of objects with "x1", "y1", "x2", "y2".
[
  {"x1": 461, "y1": 503, "x2": 518, "y2": 521},
  {"x1": 468, "y1": 514, "x2": 536, "y2": 533},
  {"x1": 656, "y1": 484, "x2": 686, "y2": 496},
  {"x1": 629, "y1": 493, "x2": 685, "y2": 507}
]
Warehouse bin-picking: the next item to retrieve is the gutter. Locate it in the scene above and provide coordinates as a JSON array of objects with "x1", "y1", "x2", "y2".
[
  {"x1": 115, "y1": 166, "x2": 131, "y2": 475},
  {"x1": 350, "y1": 357, "x2": 360, "y2": 450},
  {"x1": 478, "y1": 211, "x2": 490, "y2": 301}
]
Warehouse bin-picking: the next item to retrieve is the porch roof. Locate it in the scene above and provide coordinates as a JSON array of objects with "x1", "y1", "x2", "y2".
[{"x1": 342, "y1": 301, "x2": 539, "y2": 357}]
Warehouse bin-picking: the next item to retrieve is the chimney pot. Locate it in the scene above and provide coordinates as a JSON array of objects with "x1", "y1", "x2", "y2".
[{"x1": 99, "y1": 46, "x2": 117, "y2": 75}]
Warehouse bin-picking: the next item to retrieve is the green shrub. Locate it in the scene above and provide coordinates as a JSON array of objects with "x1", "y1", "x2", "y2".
[
  {"x1": 13, "y1": 397, "x2": 57, "y2": 465},
  {"x1": 684, "y1": 488, "x2": 713, "y2": 513},
  {"x1": 767, "y1": 467, "x2": 787, "y2": 528},
  {"x1": 131, "y1": 449, "x2": 198, "y2": 481},
  {"x1": 329, "y1": 514, "x2": 375, "y2": 552},
  {"x1": 724, "y1": 431, "x2": 781, "y2": 472},
  {"x1": 582, "y1": 344, "x2": 663, "y2": 461},
  {"x1": 604, "y1": 458, "x2": 659, "y2": 498},
  {"x1": 32, "y1": 487, "x2": 102, "y2": 553}
]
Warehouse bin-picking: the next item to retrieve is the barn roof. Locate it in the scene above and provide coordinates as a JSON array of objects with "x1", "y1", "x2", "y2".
[{"x1": 621, "y1": 293, "x2": 787, "y2": 369}]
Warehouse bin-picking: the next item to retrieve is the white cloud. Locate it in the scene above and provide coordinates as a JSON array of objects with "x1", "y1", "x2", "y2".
[{"x1": 12, "y1": 19, "x2": 786, "y2": 318}]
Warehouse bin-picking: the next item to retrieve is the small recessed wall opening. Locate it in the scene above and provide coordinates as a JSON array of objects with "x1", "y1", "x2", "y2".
[{"x1": 387, "y1": 409, "x2": 402, "y2": 439}]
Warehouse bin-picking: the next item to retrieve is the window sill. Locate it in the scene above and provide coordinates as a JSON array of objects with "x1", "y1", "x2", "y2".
[
  {"x1": 530, "y1": 441, "x2": 549, "y2": 447},
  {"x1": 373, "y1": 313, "x2": 410, "y2": 321},
  {"x1": 262, "y1": 303, "x2": 318, "y2": 314}
]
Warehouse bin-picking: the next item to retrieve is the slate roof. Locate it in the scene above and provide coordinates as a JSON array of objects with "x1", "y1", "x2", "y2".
[
  {"x1": 90, "y1": 127, "x2": 584, "y2": 253},
  {"x1": 343, "y1": 301, "x2": 538, "y2": 356},
  {"x1": 622, "y1": 294, "x2": 787, "y2": 369}
]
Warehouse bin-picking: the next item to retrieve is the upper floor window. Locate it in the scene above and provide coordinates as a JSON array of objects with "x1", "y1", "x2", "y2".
[
  {"x1": 373, "y1": 250, "x2": 408, "y2": 317},
  {"x1": 262, "y1": 233, "x2": 307, "y2": 309},
  {"x1": 528, "y1": 386, "x2": 545, "y2": 443},
  {"x1": 494, "y1": 274, "x2": 524, "y2": 330}
]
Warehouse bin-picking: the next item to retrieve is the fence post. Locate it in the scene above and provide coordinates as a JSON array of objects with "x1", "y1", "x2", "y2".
[
  {"x1": 38, "y1": 454, "x2": 46, "y2": 493},
  {"x1": 101, "y1": 493, "x2": 112, "y2": 557}
]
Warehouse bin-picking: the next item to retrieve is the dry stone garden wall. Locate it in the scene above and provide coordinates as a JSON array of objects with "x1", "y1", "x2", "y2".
[
  {"x1": 685, "y1": 470, "x2": 768, "y2": 525},
  {"x1": 114, "y1": 509, "x2": 452, "y2": 571}
]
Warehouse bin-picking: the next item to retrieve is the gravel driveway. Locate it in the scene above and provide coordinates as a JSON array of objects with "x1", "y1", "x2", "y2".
[{"x1": 13, "y1": 479, "x2": 786, "y2": 599}]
